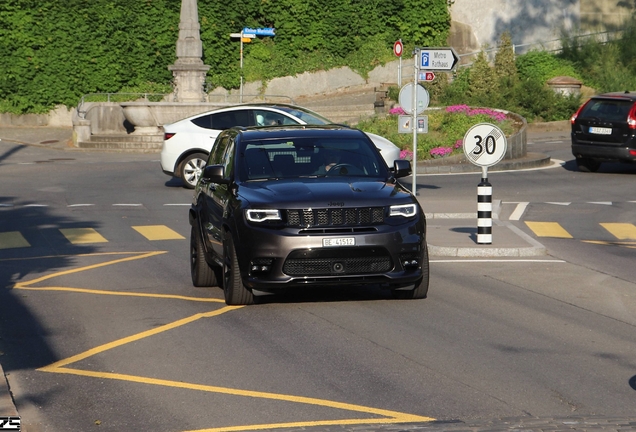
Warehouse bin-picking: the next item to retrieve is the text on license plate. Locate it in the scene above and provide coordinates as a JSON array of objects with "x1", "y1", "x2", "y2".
[
  {"x1": 322, "y1": 237, "x2": 355, "y2": 247},
  {"x1": 589, "y1": 127, "x2": 612, "y2": 135}
]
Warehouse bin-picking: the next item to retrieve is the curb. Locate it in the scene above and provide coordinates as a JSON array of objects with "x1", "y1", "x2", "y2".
[{"x1": 0, "y1": 364, "x2": 17, "y2": 417}]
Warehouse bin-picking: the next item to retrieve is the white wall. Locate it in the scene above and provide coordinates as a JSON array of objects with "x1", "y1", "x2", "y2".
[{"x1": 450, "y1": 0, "x2": 579, "y2": 53}]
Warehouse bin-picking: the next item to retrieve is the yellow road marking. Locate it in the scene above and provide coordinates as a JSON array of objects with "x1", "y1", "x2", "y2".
[
  {"x1": 0, "y1": 251, "x2": 167, "y2": 262},
  {"x1": 13, "y1": 251, "x2": 167, "y2": 287},
  {"x1": 39, "y1": 307, "x2": 241, "y2": 370},
  {"x1": 525, "y1": 221, "x2": 572, "y2": 238},
  {"x1": 59, "y1": 228, "x2": 108, "y2": 244},
  {"x1": 16, "y1": 251, "x2": 435, "y2": 430},
  {"x1": 0, "y1": 231, "x2": 30, "y2": 249},
  {"x1": 132, "y1": 225, "x2": 185, "y2": 240},
  {"x1": 583, "y1": 240, "x2": 636, "y2": 248},
  {"x1": 16, "y1": 286, "x2": 224, "y2": 302},
  {"x1": 600, "y1": 223, "x2": 636, "y2": 240}
]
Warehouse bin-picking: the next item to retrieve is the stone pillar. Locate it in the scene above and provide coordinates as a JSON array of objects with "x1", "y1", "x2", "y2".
[{"x1": 168, "y1": 0, "x2": 210, "y2": 102}]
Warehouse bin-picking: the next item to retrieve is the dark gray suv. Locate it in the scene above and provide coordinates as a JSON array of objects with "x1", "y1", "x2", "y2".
[
  {"x1": 571, "y1": 91, "x2": 636, "y2": 172},
  {"x1": 188, "y1": 125, "x2": 429, "y2": 305}
]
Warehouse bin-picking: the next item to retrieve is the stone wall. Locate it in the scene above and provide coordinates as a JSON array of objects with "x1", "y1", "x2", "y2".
[{"x1": 449, "y1": 0, "x2": 633, "y2": 56}]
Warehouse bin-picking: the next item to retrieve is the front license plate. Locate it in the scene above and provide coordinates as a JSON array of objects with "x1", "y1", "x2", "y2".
[
  {"x1": 589, "y1": 126, "x2": 612, "y2": 135},
  {"x1": 322, "y1": 237, "x2": 355, "y2": 247}
]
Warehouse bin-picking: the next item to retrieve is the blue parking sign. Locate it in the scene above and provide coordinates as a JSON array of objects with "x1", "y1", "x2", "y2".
[{"x1": 420, "y1": 51, "x2": 429, "y2": 68}]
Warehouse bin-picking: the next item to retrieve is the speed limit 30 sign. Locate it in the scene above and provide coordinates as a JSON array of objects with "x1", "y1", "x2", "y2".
[{"x1": 463, "y1": 123, "x2": 507, "y2": 167}]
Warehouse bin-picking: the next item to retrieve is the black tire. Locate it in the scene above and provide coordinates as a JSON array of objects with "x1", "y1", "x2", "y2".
[
  {"x1": 180, "y1": 152, "x2": 208, "y2": 189},
  {"x1": 223, "y1": 234, "x2": 254, "y2": 305},
  {"x1": 190, "y1": 226, "x2": 219, "y2": 287},
  {"x1": 576, "y1": 158, "x2": 601, "y2": 173},
  {"x1": 392, "y1": 245, "x2": 430, "y2": 300}
]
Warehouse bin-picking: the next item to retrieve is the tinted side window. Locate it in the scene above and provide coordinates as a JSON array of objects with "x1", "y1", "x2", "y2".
[
  {"x1": 210, "y1": 110, "x2": 251, "y2": 130},
  {"x1": 191, "y1": 114, "x2": 212, "y2": 129},
  {"x1": 221, "y1": 137, "x2": 235, "y2": 181},
  {"x1": 209, "y1": 134, "x2": 230, "y2": 165}
]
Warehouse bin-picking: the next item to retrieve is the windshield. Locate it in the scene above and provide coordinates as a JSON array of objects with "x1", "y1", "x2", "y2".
[
  {"x1": 239, "y1": 137, "x2": 387, "y2": 181},
  {"x1": 275, "y1": 106, "x2": 331, "y2": 125},
  {"x1": 580, "y1": 99, "x2": 633, "y2": 122}
]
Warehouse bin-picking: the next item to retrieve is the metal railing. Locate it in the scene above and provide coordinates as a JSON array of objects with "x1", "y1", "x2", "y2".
[
  {"x1": 457, "y1": 29, "x2": 624, "y2": 66},
  {"x1": 76, "y1": 92, "x2": 296, "y2": 119},
  {"x1": 76, "y1": 92, "x2": 171, "y2": 119}
]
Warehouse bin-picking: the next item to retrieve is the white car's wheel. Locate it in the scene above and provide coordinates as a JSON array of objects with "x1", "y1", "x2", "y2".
[{"x1": 180, "y1": 153, "x2": 208, "y2": 189}]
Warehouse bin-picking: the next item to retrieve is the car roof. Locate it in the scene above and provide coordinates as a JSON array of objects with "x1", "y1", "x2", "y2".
[
  {"x1": 593, "y1": 91, "x2": 636, "y2": 101},
  {"x1": 179, "y1": 103, "x2": 327, "y2": 120},
  {"x1": 232, "y1": 124, "x2": 365, "y2": 141}
]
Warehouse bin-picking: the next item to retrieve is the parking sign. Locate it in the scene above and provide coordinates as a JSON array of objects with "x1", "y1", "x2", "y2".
[{"x1": 420, "y1": 52, "x2": 430, "y2": 68}]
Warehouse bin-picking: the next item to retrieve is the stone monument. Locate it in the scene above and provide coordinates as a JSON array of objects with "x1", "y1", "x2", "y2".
[{"x1": 168, "y1": 0, "x2": 210, "y2": 102}]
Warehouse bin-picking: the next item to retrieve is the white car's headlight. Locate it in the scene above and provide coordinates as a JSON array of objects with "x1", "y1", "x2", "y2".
[
  {"x1": 245, "y1": 209, "x2": 282, "y2": 222},
  {"x1": 389, "y1": 203, "x2": 417, "y2": 218}
]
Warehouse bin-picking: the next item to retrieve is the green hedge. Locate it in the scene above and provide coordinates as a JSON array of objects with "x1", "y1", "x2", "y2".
[{"x1": 0, "y1": 0, "x2": 450, "y2": 114}]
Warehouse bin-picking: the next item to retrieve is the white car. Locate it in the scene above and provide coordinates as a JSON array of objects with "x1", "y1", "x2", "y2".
[{"x1": 160, "y1": 104, "x2": 402, "y2": 188}]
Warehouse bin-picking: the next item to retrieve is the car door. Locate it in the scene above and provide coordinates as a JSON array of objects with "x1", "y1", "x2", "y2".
[
  {"x1": 189, "y1": 109, "x2": 253, "y2": 152},
  {"x1": 202, "y1": 133, "x2": 236, "y2": 259}
]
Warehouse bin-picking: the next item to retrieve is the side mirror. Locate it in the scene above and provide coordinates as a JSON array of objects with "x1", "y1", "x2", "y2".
[
  {"x1": 201, "y1": 164, "x2": 229, "y2": 184},
  {"x1": 393, "y1": 159, "x2": 412, "y2": 178}
]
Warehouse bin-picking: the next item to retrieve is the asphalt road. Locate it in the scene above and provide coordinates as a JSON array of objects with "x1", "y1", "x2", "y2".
[{"x1": 1, "y1": 131, "x2": 635, "y2": 431}]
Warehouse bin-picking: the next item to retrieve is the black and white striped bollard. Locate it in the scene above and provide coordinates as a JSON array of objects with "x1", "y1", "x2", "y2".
[{"x1": 477, "y1": 177, "x2": 492, "y2": 244}]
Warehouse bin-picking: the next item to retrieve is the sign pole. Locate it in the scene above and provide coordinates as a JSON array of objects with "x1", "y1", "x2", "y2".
[
  {"x1": 477, "y1": 166, "x2": 492, "y2": 244},
  {"x1": 412, "y1": 50, "x2": 418, "y2": 196},
  {"x1": 462, "y1": 123, "x2": 508, "y2": 245},
  {"x1": 239, "y1": 31, "x2": 244, "y2": 103},
  {"x1": 398, "y1": 39, "x2": 402, "y2": 87}
]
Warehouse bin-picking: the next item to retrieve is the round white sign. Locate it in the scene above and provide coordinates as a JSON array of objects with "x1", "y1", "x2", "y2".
[
  {"x1": 398, "y1": 83, "x2": 429, "y2": 115},
  {"x1": 462, "y1": 123, "x2": 508, "y2": 167}
]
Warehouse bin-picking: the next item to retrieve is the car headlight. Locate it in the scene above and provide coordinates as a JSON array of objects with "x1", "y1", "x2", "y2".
[
  {"x1": 245, "y1": 209, "x2": 282, "y2": 222},
  {"x1": 389, "y1": 203, "x2": 417, "y2": 218}
]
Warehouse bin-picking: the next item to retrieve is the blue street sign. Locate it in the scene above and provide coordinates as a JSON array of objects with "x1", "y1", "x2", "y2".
[
  {"x1": 421, "y1": 52, "x2": 430, "y2": 68},
  {"x1": 242, "y1": 27, "x2": 275, "y2": 37}
]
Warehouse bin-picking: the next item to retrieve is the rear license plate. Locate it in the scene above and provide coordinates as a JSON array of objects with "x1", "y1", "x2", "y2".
[
  {"x1": 322, "y1": 237, "x2": 355, "y2": 247},
  {"x1": 589, "y1": 127, "x2": 612, "y2": 135}
]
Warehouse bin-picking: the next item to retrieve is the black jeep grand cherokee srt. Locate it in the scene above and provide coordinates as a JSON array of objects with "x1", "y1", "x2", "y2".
[{"x1": 188, "y1": 125, "x2": 428, "y2": 305}]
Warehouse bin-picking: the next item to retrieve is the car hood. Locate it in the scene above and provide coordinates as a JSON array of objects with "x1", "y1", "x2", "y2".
[{"x1": 238, "y1": 179, "x2": 413, "y2": 208}]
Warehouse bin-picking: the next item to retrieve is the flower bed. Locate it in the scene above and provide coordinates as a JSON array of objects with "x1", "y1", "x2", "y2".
[{"x1": 357, "y1": 104, "x2": 518, "y2": 161}]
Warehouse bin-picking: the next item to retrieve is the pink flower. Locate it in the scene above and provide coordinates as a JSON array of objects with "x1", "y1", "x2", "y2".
[
  {"x1": 430, "y1": 147, "x2": 453, "y2": 158},
  {"x1": 445, "y1": 105, "x2": 507, "y2": 122},
  {"x1": 389, "y1": 106, "x2": 406, "y2": 115},
  {"x1": 400, "y1": 149, "x2": 413, "y2": 161}
]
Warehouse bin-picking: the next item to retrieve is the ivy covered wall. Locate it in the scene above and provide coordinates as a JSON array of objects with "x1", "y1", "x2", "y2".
[{"x1": 0, "y1": 0, "x2": 451, "y2": 114}]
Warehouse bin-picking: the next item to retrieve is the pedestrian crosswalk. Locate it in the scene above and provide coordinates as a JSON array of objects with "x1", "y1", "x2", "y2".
[{"x1": 0, "y1": 225, "x2": 185, "y2": 250}]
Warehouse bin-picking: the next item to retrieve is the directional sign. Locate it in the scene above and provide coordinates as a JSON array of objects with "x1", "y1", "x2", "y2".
[
  {"x1": 463, "y1": 123, "x2": 508, "y2": 167},
  {"x1": 393, "y1": 40, "x2": 403, "y2": 57},
  {"x1": 398, "y1": 83, "x2": 429, "y2": 115},
  {"x1": 418, "y1": 47, "x2": 459, "y2": 71},
  {"x1": 419, "y1": 72, "x2": 435, "y2": 82},
  {"x1": 243, "y1": 27, "x2": 275, "y2": 36}
]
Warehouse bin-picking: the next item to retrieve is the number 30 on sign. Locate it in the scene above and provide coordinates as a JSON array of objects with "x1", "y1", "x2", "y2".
[{"x1": 462, "y1": 123, "x2": 508, "y2": 168}]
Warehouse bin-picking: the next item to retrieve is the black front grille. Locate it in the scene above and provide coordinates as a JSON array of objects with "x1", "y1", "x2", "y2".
[
  {"x1": 286, "y1": 207, "x2": 384, "y2": 228},
  {"x1": 283, "y1": 256, "x2": 392, "y2": 276},
  {"x1": 282, "y1": 247, "x2": 393, "y2": 276}
]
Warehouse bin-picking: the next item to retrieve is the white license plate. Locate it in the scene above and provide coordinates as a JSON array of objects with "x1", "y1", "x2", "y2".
[
  {"x1": 322, "y1": 237, "x2": 355, "y2": 247},
  {"x1": 589, "y1": 127, "x2": 612, "y2": 135}
]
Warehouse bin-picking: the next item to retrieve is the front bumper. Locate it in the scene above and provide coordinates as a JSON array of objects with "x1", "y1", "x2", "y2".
[{"x1": 231, "y1": 217, "x2": 427, "y2": 293}]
